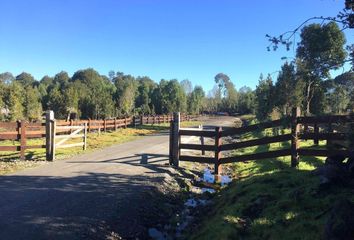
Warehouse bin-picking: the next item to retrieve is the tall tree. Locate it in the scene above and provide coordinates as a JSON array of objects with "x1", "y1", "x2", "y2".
[
  {"x1": 296, "y1": 22, "x2": 347, "y2": 115},
  {"x1": 135, "y1": 77, "x2": 156, "y2": 114},
  {"x1": 214, "y1": 73, "x2": 238, "y2": 112},
  {"x1": 255, "y1": 74, "x2": 274, "y2": 121},
  {"x1": 181, "y1": 79, "x2": 193, "y2": 96},
  {"x1": 4, "y1": 82, "x2": 25, "y2": 121},
  {"x1": 238, "y1": 86, "x2": 255, "y2": 114},
  {"x1": 15, "y1": 72, "x2": 35, "y2": 88},
  {"x1": 0, "y1": 72, "x2": 14, "y2": 84},
  {"x1": 24, "y1": 87, "x2": 42, "y2": 121},
  {"x1": 188, "y1": 86, "x2": 205, "y2": 114},
  {"x1": 113, "y1": 73, "x2": 137, "y2": 116},
  {"x1": 274, "y1": 62, "x2": 303, "y2": 115}
]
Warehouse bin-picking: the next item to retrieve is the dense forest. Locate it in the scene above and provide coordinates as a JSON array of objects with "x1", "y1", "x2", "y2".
[{"x1": 0, "y1": 22, "x2": 353, "y2": 122}]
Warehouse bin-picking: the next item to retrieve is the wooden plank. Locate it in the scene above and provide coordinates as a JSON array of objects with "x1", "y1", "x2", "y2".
[
  {"x1": 220, "y1": 134, "x2": 292, "y2": 151},
  {"x1": 179, "y1": 143, "x2": 215, "y2": 151},
  {"x1": 221, "y1": 117, "x2": 290, "y2": 137},
  {"x1": 297, "y1": 115, "x2": 354, "y2": 124},
  {"x1": 179, "y1": 129, "x2": 215, "y2": 137},
  {"x1": 0, "y1": 146, "x2": 21, "y2": 151},
  {"x1": 0, "y1": 122, "x2": 18, "y2": 128},
  {"x1": 298, "y1": 148, "x2": 350, "y2": 157},
  {"x1": 27, "y1": 122, "x2": 45, "y2": 127},
  {"x1": 56, "y1": 142, "x2": 84, "y2": 149},
  {"x1": 26, "y1": 130, "x2": 45, "y2": 134},
  {"x1": 179, "y1": 155, "x2": 215, "y2": 164},
  {"x1": 221, "y1": 148, "x2": 291, "y2": 164},
  {"x1": 0, "y1": 133, "x2": 20, "y2": 140},
  {"x1": 56, "y1": 126, "x2": 84, "y2": 130},
  {"x1": 26, "y1": 133, "x2": 46, "y2": 138},
  {"x1": 55, "y1": 134, "x2": 84, "y2": 139},
  {"x1": 299, "y1": 132, "x2": 347, "y2": 141},
  {"x1": 0, "y1": 131, "x2": 18, "y2": 135},
  {"x1": 25, "y1": 145, "x2": 46, "y2": 149}
]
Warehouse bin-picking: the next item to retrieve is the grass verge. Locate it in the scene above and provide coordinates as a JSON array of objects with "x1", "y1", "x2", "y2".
[{"x1": 187, "y1": 123, "x2": 354, "y2": 240}]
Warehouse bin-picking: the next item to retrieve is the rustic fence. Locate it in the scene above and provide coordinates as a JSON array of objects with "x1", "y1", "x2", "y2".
[
  {"x1": 0, "y1": 111, "x2": 197, "y2": 161},
  {"x1": 0, "y1": 121, "x2": 46, "y2": 160},
  {"x1": 169, "y1": 108, "x2": 353, "y2": 175}
]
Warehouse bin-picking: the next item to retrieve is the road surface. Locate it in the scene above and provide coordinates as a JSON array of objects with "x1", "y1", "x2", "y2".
[{"x1": 0, "y1": 116, "x2": 236, "y2": 240}]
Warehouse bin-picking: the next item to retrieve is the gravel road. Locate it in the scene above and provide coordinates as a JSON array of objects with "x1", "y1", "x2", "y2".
[{"x1": 0, "y1": 116, "x2": 236, "y2": 240}]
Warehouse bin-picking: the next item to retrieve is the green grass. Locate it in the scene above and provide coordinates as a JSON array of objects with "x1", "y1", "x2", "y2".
[
  {"x1": 0, "y1": 121, "x2": 201, "y2": 175},
  {"x1": 187, "y1": 124, "x2": 354, "y2": 240}
]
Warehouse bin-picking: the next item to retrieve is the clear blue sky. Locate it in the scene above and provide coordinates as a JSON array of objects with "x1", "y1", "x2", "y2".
[{"x1": 0, "y1": 0, "x2": 352, "y2": 92}]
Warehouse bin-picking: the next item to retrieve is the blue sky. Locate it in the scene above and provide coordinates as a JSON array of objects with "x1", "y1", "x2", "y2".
[{"x1": 0, "y1": 0, "x2": 352, "y2": 92}]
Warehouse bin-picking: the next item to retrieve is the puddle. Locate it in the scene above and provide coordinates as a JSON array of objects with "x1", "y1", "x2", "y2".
[
  {"x1": 201, "y1": 188, "x2": 216, "y2": 194},
  {"x1": 184, "y1": 198, "x2": 210, "y2": 208},
  {"x1": 203, "y1": 168, "x2": 232, "y2": 186},
  {"x1": 220, "y1": 175, "x2": 232, "y2": 186},
  {"x1": 149, "y1": 168, "x2": 232, "y2": 239},
  {"x1": 203, "y1": 168, "x2": 215, "y2": 183}
]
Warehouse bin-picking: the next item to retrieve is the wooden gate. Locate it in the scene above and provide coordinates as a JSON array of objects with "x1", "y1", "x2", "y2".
[{"x1": 48, "y1": 119, "x2": 87, "y2": 161}]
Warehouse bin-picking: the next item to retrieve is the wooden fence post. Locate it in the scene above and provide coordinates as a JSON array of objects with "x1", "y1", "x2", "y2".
[
  {"x1": 88, "y1": 119, "x2": 92, "y2": 133},
  {"x1": 98, "y1": 120, "x2": 101, "y2": 136},
  {"x1": 200, "y1": 125, "x2": 205, "y2": 155},
  {"x1": 46, "y1": 110, "x2": 55, "y2": 161},
  {"x1": 291, "y1": 107, "x2": 301, "y2": 167},
  {"x1": 169, "y1": 121, "x2": 174, "y2": 165},
  {"x1": 314, "y1": 123, "x2": 319, "y2": 145},
  {"x1": 327, "y1": 121, "x2": 333, "y2": 149},
  {"x1": 51, "y1": 120, "x2": 56, "y2": 161},
  {"x1": 124, "y1": 117, "x2": 127, "y2": 128},
  {"x1": 70, "y1": 119, "x2": 73, "y2": 134},
  {"x1": 104, "y1": 119, "x2": 107, "y2": 132},
  {"x1": 132, "y1": 116, "x2": 136, "y2": 128},
  {"x1": 114, "y1": 118, "x2": 117, "y2": 131},
  {"x1": 214, "y1": 126, "x2": 222, "y2": 175},
  {"x1": 20, "y1": 120, "x2": 26, "y2": 160},
  {"x1": 83, "y1": 122, "x2": 87, "y2": 150},
  {"x1": 172, "y1": 112, "x2": 180, "y2": 167}
]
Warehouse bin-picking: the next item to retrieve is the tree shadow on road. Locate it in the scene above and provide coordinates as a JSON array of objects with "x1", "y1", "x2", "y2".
[{"x1": 0, "y1": 167, "x2": 183, "y2": 239}]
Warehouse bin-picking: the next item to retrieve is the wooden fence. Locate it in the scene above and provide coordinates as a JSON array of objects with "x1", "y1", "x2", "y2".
[
  {"x1": 0, "y1": 121, "x2": 46, "y2": 160},
  {"x1": 0, "y1": 112, "x2": 197, "y2": 160},
  {"x1": 170, "y1": 108, "x2": 354, "y2": 174}
]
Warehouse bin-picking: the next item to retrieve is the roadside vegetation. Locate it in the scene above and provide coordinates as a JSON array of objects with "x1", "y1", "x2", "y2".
[
  {"x1": 0, "y1": 121, "x2": 200, "y2": 175},
  {"x1": 186, "y1": 116, "x2": 353, "y2": 239}
]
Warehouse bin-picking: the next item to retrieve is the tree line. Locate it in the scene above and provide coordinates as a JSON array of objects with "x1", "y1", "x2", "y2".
[
  {"x1": 0, "y1": 66, "x2": 258, "y2": 121},
  {"x1": 0, "y1": 22, "x2": 352, "y2": 122}
]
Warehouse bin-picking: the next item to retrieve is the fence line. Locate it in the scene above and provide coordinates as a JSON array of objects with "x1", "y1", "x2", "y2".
[
  {"x1": 171, "y1": 108, "x2": 354, "y2": 175},
  {"x1": 0, "y1": 112, "x2": 198, "y2": 160}
]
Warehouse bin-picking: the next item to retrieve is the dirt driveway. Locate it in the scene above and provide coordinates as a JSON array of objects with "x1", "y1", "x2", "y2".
[{"x1": 0, "y1": 116, "x2": 236, "y2": 239}]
